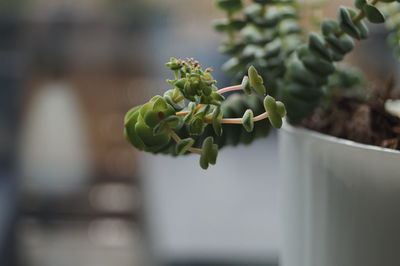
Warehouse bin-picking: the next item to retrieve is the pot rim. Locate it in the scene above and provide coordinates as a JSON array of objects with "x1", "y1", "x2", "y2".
[{"x1": 282, "y1": 120, "x2": 400, "y2": 155}]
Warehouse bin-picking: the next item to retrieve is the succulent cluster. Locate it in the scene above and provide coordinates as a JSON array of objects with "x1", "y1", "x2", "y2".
[
  {"x1": 215, "y1": 0, "x2": 398, "y2": 122},
  {"x1": 214, "y1": 0, "x2": 302, "y2": 95},
  {"x1": 282, "y1": 0, "x2": 394, "y2": 121},
  {"x1": 124, "y1": 58, "x2": 286, "y2": 169}
]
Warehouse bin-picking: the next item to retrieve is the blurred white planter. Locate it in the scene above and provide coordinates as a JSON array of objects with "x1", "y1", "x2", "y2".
[
  {"x1": 279, "y1": 122, "x2": 400, "y2": 266},
  {"x1": 140, "y1": 136, "x2": 280, "y2": 263}
]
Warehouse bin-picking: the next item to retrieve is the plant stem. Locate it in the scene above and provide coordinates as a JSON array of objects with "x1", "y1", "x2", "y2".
[
  {"x1": 204, "y1": 111, "x2": 269, "y2": 125},
  {"x1": 194, "y1": 104, "x2": 204, "y2": 113},
  {"x1": 175, "y1": 84, "x2": 271, "y2": 125},
  {"x1": 216, "y1": 85, "x2": 242, "y2": 94},
  {"x1": 166, "y1": 127, "x2": 202, "y2": 155},
  {"x1": 175, "y1": 85, "x2": 243, "y2": 117}
]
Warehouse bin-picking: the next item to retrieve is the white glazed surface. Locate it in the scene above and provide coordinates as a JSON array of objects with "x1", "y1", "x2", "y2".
[{"x1": 279, "y1": 122, "x2": 400, "y2": 266}]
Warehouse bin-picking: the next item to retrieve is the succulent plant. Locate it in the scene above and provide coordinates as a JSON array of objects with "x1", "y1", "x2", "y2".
[
  {"x1": 124, "y1": 58, "x2": 285, "y2": 169},
  {"x1": 125, "y1": 0, "x2": 400, "y2": 169}
]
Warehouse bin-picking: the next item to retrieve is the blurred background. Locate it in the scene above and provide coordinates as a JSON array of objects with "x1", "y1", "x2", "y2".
[{"x1": 0, "y1": 0, "x2": 397, "y2": 266}]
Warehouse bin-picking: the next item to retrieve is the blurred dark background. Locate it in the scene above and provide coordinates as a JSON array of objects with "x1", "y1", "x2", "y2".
[{"x1": 0, "y1": 0, "x2": 397, "y2": 266}]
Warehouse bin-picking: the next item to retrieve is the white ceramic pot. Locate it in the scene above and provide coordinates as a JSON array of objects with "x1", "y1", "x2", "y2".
[{"x1": 279, "y1": 122, "x2": 400, "y2": 266}]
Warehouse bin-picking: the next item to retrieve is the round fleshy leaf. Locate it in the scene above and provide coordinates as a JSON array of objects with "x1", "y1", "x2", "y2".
[
  {"x1": 166, "y1": 57, "x2": 183, "y2": 70},
  {"x1": 321, "y1": 20, "x2": 340, "y2": 36},
  {"x1": 355, "y1": 20, "x2": 369, "y2": 39},
  {"x1": 242, "y1": 109, "x2": 254, "y2": 133},
  {"x1": 144, "y1": 110, "x2": 161, "y2": 128},
  {"x1": 199, "y1": 153, "x2": 209, "y2": 170},
  {"x1": 363, "y1": 4, "x2": 385, "y2": 24},
  {"x1": 124, "y1": 109, "x2": 145, "y2": 150},
  {"x1": 189, "y1": 117, "x2": 205, "y2": 136},
  {"x1": 139, "y1": 102, "x2": 154, "y2": 117},
  {"x1": 248, "y1": 66, "x2": 266, "y2": 95},
  {"x1": 183, "y1": 102, "x2": 196, "y2": 123},
  {"x1": 164, "y1": 115, "x2": 182, "y2": 129},
  {"x1": 309, "y1": 32, "x2": 331, "y2": 61},
  {"x1": 152, "y1": 121, "x2": 168, "y2": 136},
  {"x1": 174, "y1": 78, "x2": 186, "y2": 91},
  {"x1": 212, "y1": 92, "x2": 225, "y2": 102},
  {"x1": 135, "y1": 119, "x2": 170, "y2": 149},
  {"x1": 276, "y1": 101, "x2": 287, "y2": 118},
  {"x1": 338, "y1": 7, "x2": 361, "y2": 40},
  {"x1": 355, "y1": 0, "x2": 366, "y2": 9},
  {"x1": 150, "y1": 95, "x2": 163, "y2": 103},
  {"x1": 209, "y1": 144, "x2": 219, "y2": 165},
  {"x1": 263, "y1": 95, "x2": 283, "y2": 129},
  {"x1": 215, "y1": 0, "x2": 243, "y2": 13},
  {"x1": 202, "y1": 84, "x2": 212, "y2": 96},
  {"x1": 241, "y1": 76, "x2": 252, "y2": 95},
  {"x1": 163, "y1": 90, "x2": 185, "y2": 111},
  {"x1": 124, "y1": 106, "x2": 141, "y2": 124},
  {"x1": 153, "y1": 97, "x2": 168, "y2": 112},
  {"x1": 199, "y1": 137, "x2": 217, "y2": 169},
  {"x1": 194, "y1": 105, "x2": 211, "y2": 119},
  {"x1": 176, "y1": 138, "x2": 195, "y2": 155},
  {"x1": 212, "y1": 107, "x2": 223, "y2": 136}
]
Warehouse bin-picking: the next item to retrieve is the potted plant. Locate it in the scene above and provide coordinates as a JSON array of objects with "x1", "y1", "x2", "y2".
[{"x1": 124, "y1": 0, "x2": 400, "y2": 265}]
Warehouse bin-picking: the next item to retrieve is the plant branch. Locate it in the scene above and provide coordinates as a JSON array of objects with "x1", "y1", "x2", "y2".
[
  {"x1": 204, "y1": 111, "x2": 269, "y2": 125},
  {"x1": 216, "y1": 85, "x2": 242, "y2": 94}
]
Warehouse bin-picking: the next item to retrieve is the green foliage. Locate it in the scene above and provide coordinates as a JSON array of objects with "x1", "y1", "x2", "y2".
[
  {"x1": 282, "y1": 1, "x2": 388, "y2": 122},
  {"x1": 263, "y1": 96, "x2": 285, "y2": 128},
  {"x1": 124, "y1": 58, "x2": 284, "y2": 169},
  {"x1": 200, "y1": 137, "x2": 219, "y2": 169},
  {"x1": 242, "y1": 109, "x2": 255, "y2": 132},
  {"x1": 176, "y1": 138, "x2": 195, "y2": 155},
  {"x1": 125, "y1": 0, "x2": 400, "y2": 169},
  {"x1": 215, "y1": 0, "x2": 302, "y2": 95},
  {"x1": 215, "y1": 0, "x2": 398, "y2": 124},
  {"x1": 216, "y1": 0, "x2": 243, "y2": 13}
]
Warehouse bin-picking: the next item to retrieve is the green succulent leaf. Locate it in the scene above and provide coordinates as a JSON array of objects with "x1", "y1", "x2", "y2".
[
  {"x1": 135, "y1": 119, "x2": 170, "y2": 150},
  {"x1": 199, "y1": 137, "x2": 218, "y2": 170},
  {"x1": 164, "y1": 115, "x2": 182, "y2": 129},
  {"x1": 276, "y1": 101, "x2": 287, "y2": 117},
  {"x1": 241, "y1": 76, "x2": 252, "y2": 95},
  {"x1": 124, "y1": 106, "x2": 141, "y2": 124},
  {"x1": 153, "y1": 121, "x2": 168, "y2": 136},
  {"x1": 144, "y1": 110, "x2": 161, "y2": 128},
  {"x1": 176, "y1": 138, "x2": 195, "y2": 155},
  {"x1": 212, "y1": 107, "x2": 223, "y2": 136},
  {"x1": 338, "y1": 6, "x2": 361, "y2": 39},
  {"x1": 248, "y1": 66, "x2": 266, "y2": 95},
  {"x1": 355, "y1": 20, "x2": 369, "y2": 39},
  {"x1": 189, "y1": 117, "x2": 205, "y2": 136},
  {"x1": 363, "y1": 4, "x2": 385, "y2": 24},
  {"x1": 242, "y1": 109, "x2": 254, "y2": 132},
  {"x1": 216, "y1": 0, "x2": 243, "y2": 13},
  {"x1": 309, "y1": 32, "x2": 332, "y2": 61},
  {"x1": 263, "y1": 95, "x2": 283, "y2": 128},
  {"x1": 355, "y1": 0, "x2": 366, "y2": 9},
  {"x1": 166, "y1": 57, "x2": 183, "y2": 70},
  {"x1": 321, "y1": 20, "x2": 340, "y2": 36}
]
